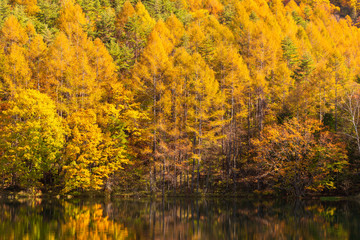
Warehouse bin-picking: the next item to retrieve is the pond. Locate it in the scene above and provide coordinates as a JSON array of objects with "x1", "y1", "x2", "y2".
[{"x1": 0, "y1": 197, "x2": 359, "y2": 239}]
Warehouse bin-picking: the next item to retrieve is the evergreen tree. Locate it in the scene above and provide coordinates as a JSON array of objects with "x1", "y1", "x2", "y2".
[
  {"x1": 281, "y1": 36, "x2": 299, "y2": 69},
  {"x1": 292, "y1": 53, "x2": 314, "y2": 82}
]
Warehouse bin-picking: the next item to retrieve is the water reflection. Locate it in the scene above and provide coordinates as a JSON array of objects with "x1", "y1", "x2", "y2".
[{"x1": 0, "y1": 197, "x2": 359, "y2": 239}]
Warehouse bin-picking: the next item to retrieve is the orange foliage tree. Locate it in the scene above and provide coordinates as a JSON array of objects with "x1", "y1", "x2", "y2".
[{"x1": 252, "y1": 118, "x2": 348, "y2": 196}]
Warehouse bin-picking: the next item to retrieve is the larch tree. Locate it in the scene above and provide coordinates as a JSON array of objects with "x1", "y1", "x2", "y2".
[
  {"x1": 45, "y1": 32, "x2": 75, "y2": 116},
  {"x1": 0, "y1": 15, "x2": 31, "y2": 93},
  {"x1": 132, "y1": 20, "x2": 175, "y2": 192},
  {"x1": 185, "y1": 52, "x2": 225, "y2": 193},
  {"x1": 212, "y1": 44, "x2": 250, "y2": 189},
  {"x1": 26, "y1": 29, "x2": 48, "y2": 91}
]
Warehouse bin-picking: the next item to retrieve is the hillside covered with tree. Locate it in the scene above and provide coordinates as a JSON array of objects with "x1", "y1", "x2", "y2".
[{"x1": 1, "y1": 0, "x2": 360, "y2": 197}]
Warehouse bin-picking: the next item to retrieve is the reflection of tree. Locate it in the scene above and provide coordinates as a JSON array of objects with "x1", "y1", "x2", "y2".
[
  {"x1": 61, "y1": 203, "x2": 128, "y2": 240},
  {"x1": 108, "y1": 199, "x2": 351, "y2": 240},
  {"x1": 0, "y1": 199, "x2": 62, "y2": 239},
  {"x1": 0, "y1": 199, "x2": 358, "y2": 239},
  {"x1": 0, "y1": 200, "x2": 128, "y2": 240}
]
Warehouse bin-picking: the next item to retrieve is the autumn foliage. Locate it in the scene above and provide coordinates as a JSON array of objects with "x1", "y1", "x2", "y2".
[
  {"x1": 252, "y1": 119, "x2": 348, "y2": 196},
  {"x1": 0, "y1": 0, "x2": 359, "y2": 196}
]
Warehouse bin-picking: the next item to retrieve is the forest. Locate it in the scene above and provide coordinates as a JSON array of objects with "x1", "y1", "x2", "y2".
[{"x1": 1, "y1": 0, "x2": 360, "y2": 197}]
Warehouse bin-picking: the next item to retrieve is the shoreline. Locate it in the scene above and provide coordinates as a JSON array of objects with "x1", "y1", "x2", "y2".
[{"x1": 0, "y1": 189, "x2": 355, "y2": 201}]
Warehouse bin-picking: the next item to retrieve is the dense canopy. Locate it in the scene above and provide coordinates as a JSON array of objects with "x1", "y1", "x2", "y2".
[{"x1": 0, "y1": 0, "x2": 359, "y2": 196}]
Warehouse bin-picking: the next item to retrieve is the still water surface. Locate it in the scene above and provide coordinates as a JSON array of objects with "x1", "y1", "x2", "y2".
[{"x1": 0, "y1": 197, "x2": 360, "y2": 239}]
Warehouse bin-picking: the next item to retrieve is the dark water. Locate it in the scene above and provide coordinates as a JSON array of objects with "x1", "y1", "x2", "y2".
[{"x1": 0, "y1": 197, "x2": 360, "y2": 239}]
